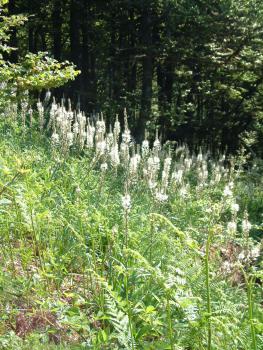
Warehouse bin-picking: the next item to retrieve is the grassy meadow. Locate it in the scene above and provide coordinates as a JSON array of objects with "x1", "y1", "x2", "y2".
[{"x1": 0, "y1": 101, "x2": 262, "y2": 349}]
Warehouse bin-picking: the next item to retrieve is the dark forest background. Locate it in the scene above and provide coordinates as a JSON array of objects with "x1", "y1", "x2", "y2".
[{"x1": 7, "y1": 0, "x2": 263, "y2": 153}]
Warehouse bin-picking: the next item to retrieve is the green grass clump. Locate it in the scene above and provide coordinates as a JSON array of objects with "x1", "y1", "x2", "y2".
[{"x1": 0, "y1": 114, "x2": 262, "y2": 350}]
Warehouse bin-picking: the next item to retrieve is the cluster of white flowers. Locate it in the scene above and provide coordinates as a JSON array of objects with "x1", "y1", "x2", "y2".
[
  {"x1": 37, "y1": 100, "x2": 44, "y2": 131},
  {"x1": 121, "y1": 193, "x2": 131, "y2": 212},
  {"x1": 17, "y1": 96, "x2": 236, "y2": 204},
  {"x1": 155, "y1": 190, "x2": 168, "y2": 202},
  {"x1": 129, "y1": 152, "x2": 141, "y2": 179},
  {"x1": 238, "y1": 245, "x2": 261, "y2": 262},
  {"x1": 223, "y1": 182, "x2": 234, "y2": 197},
  {"x1": 227, "y1": 221, "x2": 237, "y2": 235},
  {"x1": 142, "y1": 139, "x2": 149, "y2": 158},
  {"x1": 231, "y1": 203, "x2": 239, "y2": 214},
  {"x1": 21, "y1": 98, "x2": 28, "y2": 128},
  {"x1": 242, "y1": 212, "x2": 252, "y2": 234}
]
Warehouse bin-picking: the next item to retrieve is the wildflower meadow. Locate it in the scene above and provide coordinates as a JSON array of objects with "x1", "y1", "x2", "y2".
[
  {"x1": 0, "y1": 0, "x2": 263, "y2": 348},
  {"x1": 0, "y1": 97, "x2": 262, "y2": 349}
]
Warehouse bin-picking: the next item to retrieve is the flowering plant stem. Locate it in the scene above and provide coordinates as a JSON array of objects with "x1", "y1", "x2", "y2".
[
  {"x1": 124, "y1": 208, "x2": 129, "y2": 251},
  {"x1": 205, "y1": 229, "x2": 212, "y2": 350},
  {"x1": 241, "y1": 266, "x2": 257, "y2": 350},
  {"x1": 166, "y1": 292, "x2": 174, "y2": 350},
  {"x1": 125, "y1": 273, "x2": 135, "y2": 350}
]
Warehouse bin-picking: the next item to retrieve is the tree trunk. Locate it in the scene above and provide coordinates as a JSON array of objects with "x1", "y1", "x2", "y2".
[
  {"x1": 52, "y1": 0, "x2": 62, "y2": 60},
  {"x1": 70, "y1": 0, "x2": 81, "y2": 65},
  {"x1": 127, "y1": 8, "x2": 137, "y2": 104},
  {"x1": 137, "y1": 6, "x2": 153, "y2": 142},
  {"x1": 28, "y1": 26, "x2": 35, "y2": 52},
  {"x1": 8, "y1": 0, "x2": 18, "y2": 62},
  {"x1": 70, "y1": 0, "x2": 81, "y2": 103},
  {"x1": 80, "y1": 1, "x2": 97, "y2": 112}
]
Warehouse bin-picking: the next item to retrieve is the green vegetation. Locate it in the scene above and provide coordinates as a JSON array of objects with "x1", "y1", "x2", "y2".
[
  {"x1": 0, "y1": 1, "x2": 262, "y2": 349},
  {"x1": 0, "y1": 0, "x2": 79, "y2": 106},
  {"x1": 0, "y1": 102, "x2": 262, "y2": 349}
]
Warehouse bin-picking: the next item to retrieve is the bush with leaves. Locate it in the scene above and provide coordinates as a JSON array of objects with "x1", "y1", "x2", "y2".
[{"x1": 0, "y1": 0, "x2": 79, "y2": 107}]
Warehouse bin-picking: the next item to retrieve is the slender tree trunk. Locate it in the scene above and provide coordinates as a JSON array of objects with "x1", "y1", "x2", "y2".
[
  {"x1": 41, "y1": 31, "x2": 47, "y2": 51},
  {"x1": 52, "y1": 0, "x2": 62, "y2": 60},
  {"x1": 28, "y1": 21, "x2": 35, "y2": 53},
  {"x1": 70, "y1": 0, "x2": 81, "y2": 65},
  {"x1": 157, "y1": 61, "x2": 167, "y2": 136},
  {"x1": 109, "y1": 12, "x2": 122, "y2": 112},
  {"x1": 81, "y1": 1, "x2": 97, "y2": 112},
  {"x1": 81, "y1": 1, "x2": 90, "y2": 111},
  {"x1": 70, "y1": 0, "x2": 81, "y2": 103},
  {"x1": 108, "y1": 27, "x2": 115, "y2": 101},
  {"x1": 164, "y1": 56, "x2": 174, "y2": 105},
  {"x1": 127, "y1": 7, "x2": 137, "y2": 118},
  {"x1": 8, "y1": 0, "x2": 18, "y2": 62},
  {"x1": 137, "y1": 6, "x2": 153, "y2": 142}
]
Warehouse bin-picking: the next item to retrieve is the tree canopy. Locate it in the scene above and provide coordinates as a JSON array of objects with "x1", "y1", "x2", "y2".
[{"x1": 5, "y1": 0, "x2": 263, "y2": 154}]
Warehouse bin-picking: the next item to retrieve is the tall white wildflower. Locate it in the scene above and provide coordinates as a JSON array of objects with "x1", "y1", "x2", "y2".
[
  {"x1": 37, "y1": 100, "x2": 44, "y2": 131},
  {"x1": 129, "y1": 154, "x2": 141, "y2": 178},
  {"x1": 73, "y1": 120, "x2": 79, "y2": 140},
  {"x1": 96, "y1": 136, "x2": 106, "y2": 155},
  {"x1": 184, "y1": 157, "x2": 192, "y2": 170},
  {"x1": 28, "y1": 108, "x2": 33, "y2": 128},
  {"x1": 120, "y1": 142, "x2": 130, "y2": 163},
  {"x1": 231, "y1": 203, "x2": 239, "y2": 214},
  {"x1": 77, "y1": 112, "x2": 86, "y2": 150},
  {"x1": 86, "y1": 120, "x2": 95, "y2": 148},
  {"x1": 198, "y1": 162, "x2": 208, "y2": 184},
  {"x1": 96, "y1": 118, "x2": 106, "y2": 135},
  {"x1": 122, "y1": 128, "x2": 131, "y2": 144},
  {"x1": 214, "y1": 165, "x2": 222, "y2": 183},
  {"x1": 51, "y1": 132, "x2": 60, "y2": 147},
  {"x1": 21, "y1": 99, "x2": 28, "y2": 128},
  {"x1": 223, "y1": 184, "x2": 233, "y2": 197},
  {"x1": 47, "y1": 99, "x2": 58, "y2": 131},
  {"x1": 106, "y1": 128, "x2": 114, "y2": 151},
  {"x1": 146, "y1": 154, "x2": 160, "y2": 191},
  {"x1": 171, "y1": 169, "x2": 184, "y2": 184},
  {"x1": 122, "y1": 109, "x2": 131, "y2": 145},
  {"x1": 155, "y1": 189, "x2": 168, "y2": 203},
  {"x1": 163, "y1": 156, "x2": 172, "y2": 174},
  {"x1": 66, "y1": 132, "x2": 74, "y2": 147},
  {"x1": 162, "y1": 156, "x2": 172, "y2": 190},
  {"x1": 242, "y1": 212, "x2": 252, "y2": 234},
  {"x1": 11, "y1": 103, "x2": 18, "y2": 120},
  {"x1": 179, "y1": 185, "x2": 189, "y2": 198},
  {"x1": 197, "y1": 152, "x2": 203, "y2": 162},
  {"x1": 227, "y1": 221, "x2": 237, "y2": 235},
  {"x1": 152, "y1": 155, "x2": 160, "y2": 171},
  {"x1": 113, "y1": 115, "x2": 121, "y2": 140},
  {"x1": 122, "y1": 193, "x2": 131, "y2": 212},
  {"x1": 148, "y1": 179, "x2": 157, "y2": 190},
  {"x1": 110, "y1": 143, "x2": 120, "y2": 167},
  {"x1": 100, "y1": 162, "x2": 108, "y2": 172},
  {"x1": 153, "y1": 129, "x2": 161, "y2": 153},
  {"x1": 44, "y1": 90, "x2": 51, "y2": 103},
  {"x1": 142, "y1": 139, "x2": 150, "y2": 158}
]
